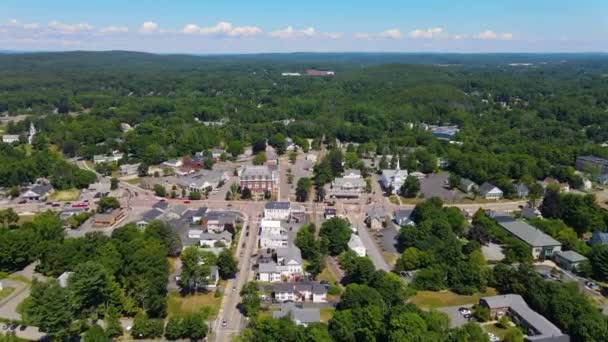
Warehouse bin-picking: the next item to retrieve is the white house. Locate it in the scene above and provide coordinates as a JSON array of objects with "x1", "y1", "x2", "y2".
[
  {"x1": 58, "y1": 271, "x2": 73, "y2": 288},
  {"x1": 380, "y1": 159, "x2": 408, "y2": 194},
  {"x1": 2, "y1": 134, "x2": 19, "y2": 144},
  {"x1": 264, "y1": 202, "x2": 291, "y2": 220},
  {"x1": 479, "y1": 182, "x2": 503, "y2": 200},
  {"x1": 163, "y1": 159, "x2": 183, "y2": 168},
  {"x1": 260, "y1": 220, "x2": 288, "y2": 249},
  {"x1": 93, "y1": 152, "x2": 124, "y2": 164},
  {"x1": 198, "y1": 231, "x2": 233, "y2": 248},
  {"x1": 343, "y1": 169, "x2": 362, "y2": 179},
  {"x1": 348, "y1": 235, "x2": 367, "y2": 257},
  {"x1": 276, "y1": 245, "x2": 303, "y2": 275}
]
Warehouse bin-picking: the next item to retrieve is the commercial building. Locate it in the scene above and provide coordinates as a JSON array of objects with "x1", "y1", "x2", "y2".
[
  {"x1": 238, "y1": 165, "x2": 279, "y2": 195},
  {"x1": 491, "y1": 213, "x2": 561, "y2": 260},
  {"x1": 264, "y1": 202, "x2": 291, "y2": 220}
]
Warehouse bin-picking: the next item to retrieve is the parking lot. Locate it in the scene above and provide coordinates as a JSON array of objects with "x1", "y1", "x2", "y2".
[
  {"x1": 419, "y1": 173, "x2": 464, "y2": 202},
  {"x1": 438, "y1": 305, "x2": 473, "y2": 328}
]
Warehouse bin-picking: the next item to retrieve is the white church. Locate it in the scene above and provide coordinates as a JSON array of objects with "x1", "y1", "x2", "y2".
[{"x1": 380, "y1": 159, "x2": 408, "y2": 194}]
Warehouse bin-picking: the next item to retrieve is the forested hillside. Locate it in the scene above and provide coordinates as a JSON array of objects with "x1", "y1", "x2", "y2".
[{"x1": 2, "y1": 52, "x2": 608, "y2": 187}]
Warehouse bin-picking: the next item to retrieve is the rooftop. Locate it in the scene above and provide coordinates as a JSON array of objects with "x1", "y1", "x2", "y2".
[
  {"x1": 265, "y1": 201, "x2": 291, "y2": 210},
  {"x1": 494, "y1": 214, "x2": 560, "y2": 247},
  {"x1": 555, "y1": 250, "x2": 587, "y2": 263},
  {"x1": 273, "y1": 303, "x2": 320, "y2": 324}
]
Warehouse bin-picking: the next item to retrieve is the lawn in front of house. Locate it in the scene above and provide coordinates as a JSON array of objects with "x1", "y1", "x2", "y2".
[
  {"x1": 48, "y1": 188, "x2": 81, "y2": 201},
  {"x1": 167, "y1": 290, "x2": 223, "y2": 318},
  {"x1": 0, "y1": 287, "x2": 15, "y2": 299},
  {"x1": 320, "y1": 308, "x2": 335, "y2": 322},
  {"x1": 409, "y1": 288, "x2": 497, "y2": 309}
]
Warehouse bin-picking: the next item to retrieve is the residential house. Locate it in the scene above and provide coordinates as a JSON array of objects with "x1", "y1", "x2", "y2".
[
  {"x1": 380, "y1": 159, "x2": 408, "y2": 194},
  {"x1": 238, "y1": 165, "x2": 279, "y2": 195},
  {"x1": 276, "y1": 245, "x2": 303, "y2": 275},
  {"x1": 272, "y1": 283, "x2": 328, "y2": 303},
  {"x1": 189, "y1": 207, "x2": 208, "y2": 224},
  {"x1": 479, "y1": 182, "x2": 503, "y2": 200},
  {"x1": 2, "y1": 134, "x2": 19, "y2": 143},
  {"x1": 199, "y1": 231, "x2": 233, "y2": 248},
  {"x1": 543, "y1": 177, "x2": 570, "y2": 193},
  {"x1": 366, "y1": 205, "x2": 385, "y2": 231},
  {"x1": 21, "y1": 183, "x2": 53, "y2": 201},
  {"x1": 93, "y1": 209, "x2": 125, "y2": 228},
  {"x1": 459, "y1": 178, "x2": 478, "y2": 194},
  {"x1": 136, "y1": 209, "x2": 164, "y2": 228},
  {"x1": 211, "y1": 148, "x2": 225, "y2": 161},
  {"x1": 554, "y1": 250, "x2": 587, "y2": 271},
  {"x1": 582, "y1": 178, "x2": 593, "y2": 190},
  {"x1": 516, "y1": 183, "x2": 529, "y2": 198},
  {"x1": 202, "y1": 210, "x2": 238, "y2": 233},
  {"x1": 394, "y1": 209, "x2": 414, "y2": 226},
  {"x1": 163, "y1": 159, "x2": 183, "y2": 168},
  {"x1": 120, "y1": 163, "x2": 141, "y2": 177},
  {"x1": 491, "y1": 213, "x2": 561, "y2": 260},
  {"x1": 521, "y1": 206, "x2": 541, "y2": 220},
  {"x1": 272, "y1": 303, "x2": 321, "y2": 326},
  {"x1": 348, "y1": 234, "x2": 366, "y2": 257},
  {"x1": 93, "y1": 151, "x2": 124, "y2": 164},
  {"x1": 343, "y1": 169, "x2": 361, "y2": 179},
  {"x1": 260, "y1": 219, "x2": 288, "y2": 249},
  {"x1": 205, "y1": 266, "x2": 220, "y2": 290},
  {"x1": 264, "y1": 202, "x2": 291, "y2": 220},
  {"x1": 576, "y1": 156, "x2": 608, "y2": 184},
  {"x1": 589, "y1": 230, "x2": 608, "y2": 246},
  {"x1": 479, "y1": 295, "x2": 568, "y2": 342},
  {"x1": 265, "y1": 150, "x2": 278, "y2": 165},
  {"x1": 330, "y1": 177, "x2": 366, "y2": 198},
  {"x1": 427, "y1": 125, "x2": 459, "y2": 139},
  {"x1": 258, "y1": 262, "x2": 282, "y2": 282}
]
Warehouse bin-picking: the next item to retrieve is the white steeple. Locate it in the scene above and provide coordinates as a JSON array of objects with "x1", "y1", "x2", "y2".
[{"x1": 396, "y1": 157, "x2": 400, "y2": 170}]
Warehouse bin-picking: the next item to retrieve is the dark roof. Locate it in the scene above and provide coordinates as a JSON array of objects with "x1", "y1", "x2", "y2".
[
  {"x1": 479, "y1": 182, "x2": 500, "y2": 195},
  {"x1": 324, "y1": 208, "x2": 336, "y2": 215},
  {"x1": 265, "y1": 201, "x2": 291, "y2": 210},
  {"x1": 394, "y1": 209, "x2": 412, "y2": 220},
  {"x1": 152, "y1": 201, "x2": 169, "y2": 211},
  {"x1": 589, "y1": 230, "x2": 608, "y2": 245},
  {"x1": 273, "y1": 283, "x2": 294, "y2": 293},
  {"x1": 494, "y1": 215, "x2": 560, "y2": 247},
  {"x1": 30, "y1": 183, "x2": 53, "y2": 196},
  {"x1": 142, "y1": 209, "x2": 163, "y2": 222}
]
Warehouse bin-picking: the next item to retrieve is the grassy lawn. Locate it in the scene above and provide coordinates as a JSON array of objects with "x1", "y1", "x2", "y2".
[
  {"x1": 317, "y1": 266, "x2": 338, "y2": 284},
  {"x1": 48, "y1": 188, "x2": 81, "y2": 201},
  {"x1": 399, "y1": 197, "x2": 425, "y2": 205},
  {"x1": 17, "y1": 215, "x2": 36, "y2": 224},
  {"x1": 483, "y1": 323, "x2": 510, "y2": 339},
  {"x1": 167, "y1": 290, "x2": 223, "y2": 318},
  {"x1": 124, "y1": 177, "x2": 141, "y2": 185},
  {"x1": 320, "y1": 308, "x2": 335, "y2": 322},
  {"x1": 8, "y1": 274, "x2": 32, "y2": 285},
  {"x1": 409, "y1": 288, "x2": 497, "y2": 309},
  {"x1": 167, "y1": 257, "x2": 178, "y2": 274},
  {"x1": 388, "y1": 195, "x2": 401, "y2": 205},
  {"x1": 382, "y1": 252, "x2": 399, "y2": 266},
  {"x1": 0, "y1": 287, "x2": 15, "y2": 299}
]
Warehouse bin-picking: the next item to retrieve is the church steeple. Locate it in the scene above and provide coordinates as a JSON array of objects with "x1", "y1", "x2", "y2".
[{"x1": 396, "y1": 157, "x2": 400, "y2": 170}]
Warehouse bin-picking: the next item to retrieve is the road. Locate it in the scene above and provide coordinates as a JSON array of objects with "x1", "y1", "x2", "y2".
[
  {"x1": 343, "y1": 203, "x2": 391, "y2": 272},
  {"x1": 212, "y1": 202, "x2": 262, "y2": 342}
]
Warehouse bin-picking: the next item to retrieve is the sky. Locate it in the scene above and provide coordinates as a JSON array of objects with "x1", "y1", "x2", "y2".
[{"x1": 0, "y1": 0, "x2": 606, "y2": 53}]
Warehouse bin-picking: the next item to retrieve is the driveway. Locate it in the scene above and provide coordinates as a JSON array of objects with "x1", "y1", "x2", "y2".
[{"x1": 438, "y1": 305, "x2": 473, "y2": 328}]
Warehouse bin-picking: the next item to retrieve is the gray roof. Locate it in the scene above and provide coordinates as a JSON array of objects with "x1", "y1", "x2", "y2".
[
  {"x1": 142, "y1": 209, "x2": 164, "y2": 222},
  {"x1": 152, "y1": 201, "x2": 169, "y2": 211},
  {"x1": 590, "y1": 230, "x2": 608, "y2": 245},
  {"x1": 273, "y1": 303, "x2": 320, "y2": 324},
  {"x1": 273, "y1": 282, "x2": 294, "y2": 293},
  {"x1": 343, "y1": 169, "x2": 361, "y2": 176},
  {"x1": 479, "y1": 182, "x2": 501, "y2": 196},
  {"x1": 495, "y1": 216, "x2": 561, "y2": 247},
  {"x1": 333, "y1": 177, "x2": 366, "y2": 188},
  {"x1": 555, "y1": 250, "x2": 587, "y2": 263},
  {"x1": 265, "y1": 201, "x2": 291, "y2": 210},
  {"x1": 481, "y1": 295, "x2": 563, "y2": 339},
  {"x1": 29, "y1": 183, "x2": 53, "y2": 196},
  {"x1": 198, "y1": 231, "x2": 232, "y2": 241},
  {"x1": 277, "y1": 245, "x2": 302, "y2": 264},
  {"x1": 259, "y1": 261, "x2": 279, "y2": 273},
  {"x1": 394, "y1": 209, "x2": 412, "y2": 220}
]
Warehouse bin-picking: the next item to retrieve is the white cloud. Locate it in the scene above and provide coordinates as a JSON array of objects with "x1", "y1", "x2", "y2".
[
  {"x1": 7, "y1": 19, "x2": 19, "y2": 26},
  {"x1": 139, "y1": 21, "x2": 159, "y2": 34},
  {"x1": 379, "y1": 28, "x2": 403, "y2": 39},
  {"x1": 48, "y1": 20, "x2": 94, "y2": 34},
  {"x1": 23, "y1": 23, "x2": 40, "y2": 30},
  {"x1": 409, "y1": 27, "x2": 443, "y2": 39},
  {"x1": 322, "y1": 32, "x2": 344, "y2": 39},
  {"x1": 501, "y1": 32, "x2": 513, "y2": 40},
  {"x1": 475, "y1": 30, "x2": 513, "y2": 40},
  {"x1": 181, "y1": 22, "x2": 262, "y2": 37},
  {"x1": 269, "y1": 26, "x2": 317, "y2": 39},
  {"x1": 100, "y1": 26, "x2": 128, "y2": 34}
]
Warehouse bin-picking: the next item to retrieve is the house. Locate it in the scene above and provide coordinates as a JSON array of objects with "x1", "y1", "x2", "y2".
[
  {"x1": 459, "y1": 178, "x2": 478, "y2": 194},
  {"x1": 258, "y1": 262, "x2": 282, "y2": 282},
  {"x1": 57, "y1": 271, "x2": 73, "y2": 288},
  {"x1": 330, "y1": 177, "x2": 366, "y2": 198},
  {"x1": 366, "y1": 205, "x2": 385, "y2": 231},
  {"x1": 59, "y1": 207, "x2": 88, "y2": 220},
  {"x1": 554, "y1": 250, "x2": 587, "y2": 271},
  {"x1": 272, "y1": 303, "x2": 321, "y2": 326},
  {"x1": 394, "y1": 209, "x2": 414, "y2": 226},
  {"x1": 324, "y1": 208, "x2": 337, "y2": 219},
  {"x1": 348, "y1": 235, "x2": 366, "y2": 257},
  {"x1": 343, "y1": 169, "x2": 361, "y2": 179},
  {"x1": 427, "y1": 125, "x2": 459, "y2": 139},
  {"x1": 120, "y1": 163, "x2": 140, "y2": 177},
  {"x1": 163, "y1": 159, "x2": 183, "y2": 168},
  {"x1": 238, "y1": 165, "x2": 279, "y2": 195},
  {"x1": 264, "y1": 202, "x2": 291, "y2": 220},
  {"x1": 189, "y1": 207, "x2": 208, "y2": 224},
  {"x1": 260, "y1": 219, "x2": 288, "y2": 249},
  {"x1": 205, "y1": 266, "x2": 220, "y2": 290},
  {"x1": 543, "y1": 177, "x2": 570, "y2": 193},
  {"x1": 380, "y1": 159, "x2": 408, "y2": 194},
  {"x1": 93, "y1": 152, "x2": 124, "y2": 164},
  {"x1": 202, "y1": 210, "x2": 238, "y2": 233},
  {"x1": 491, "y1": 213, "x2": 561, "y2": 260},
  {"x1": 516, "y1": 183, "x2": 529, "y2": 198},
  {"x1": 479, "y1": 295, "x2": 567, "y2": 342},
  {"x1": 272, "y1": 283, "x2": 328, "y2": 303},
  {"x1": 211, "y1": 148, "x2": 225, "y2": 161},
  {"x1": 198, "y1": 231, "x2": 233, "y2": 248},
  {"x1": 589, "y1": 230, "x2": 608, "y2": 246},
  {"x1": 177, "y1": 170, "x2": 229, "y2": 193},
  {"x1": 2, "y1": 134, "x2": 19, "y2": 143},
  {"x1": 479, "y1": 182, "x2": 503, "y2": 200},
  {"x1": 583, "y1": 178, "x2": 593, "y2": 190},
  {"x1": 276, "y1": 245, "x2": 303, "y2": 275},
  {"x1": 136, "y1": 209, "x2": 164, "y2": 227},
  {"x1": 21, "y1": 183, "x2": 53, "y2": 201},
  {"x1": 93, "y1": 209, "x2": 125, "y2": 228}
]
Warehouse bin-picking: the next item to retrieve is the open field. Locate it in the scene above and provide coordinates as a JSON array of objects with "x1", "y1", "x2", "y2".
[
  {"x1": 409, "y1": 288, "x2": 497, "y2": 309},
  {"x1": 320, "y1": 308, "x2": 335, "y2": 322},
  {"x1": 167, "y1": 290, "x2": 223, "y2": 318},
  {"x1": 48, "y1": 188, "x2": 80, "y2": 201}
]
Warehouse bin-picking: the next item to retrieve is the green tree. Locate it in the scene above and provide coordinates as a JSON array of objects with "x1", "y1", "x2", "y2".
[
  {"x1": 295, "y1": 177, "x2": 312, "y2": 202},
  {"x1": 189, "y1": 190, "x2": 202, "y2": 200},
  {"x1": 137, "y1": 163, "x2": 149, "y2": 177},
  {"x1": 110, "y1": 177, "x2": 119, "y2": 190},
  {"x1": 217, "y1": 249, "x2": 238, "y2": 279},
  {"x1": 240, "y1": 281, "x2": 261, "y2": 317},
  {"x1": 0, "y1": 208, "x2": 19, "y2": 228},
  {"x1": 24, "y1": 280, "x2": 74, "y2": 340},
  {"x1": 503, "y1": 328, "x2": 524, "y2": 342},
  {"x1": 400, "y1": 175, "x2": 420, "y2": 198},
  {"x1": 319, "y1": 218, "x2": 351, "y2": 255},
  {"x1": 295, "y1": 225, "x2": 318, "y2": 259},
  {"x1": 153, "y1": 184, "x2": 166, "y2": 197},
  {"x1": 228, "y1": 141, "x2": 245, "y2": 157},
  {"x1": 448, "y1": 173, "x2": 461, "y2": 189},
  {"x1": 97, "y1": 196, "x2": 120, "y2": 213},
  {"x1": 253, "y1": 152, "x2": 267, "y2": 165}
]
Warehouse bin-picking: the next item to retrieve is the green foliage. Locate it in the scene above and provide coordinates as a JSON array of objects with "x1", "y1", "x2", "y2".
[
  {"x1": 153, "y1": 184, "x2": 166, "y2": 197},
  {"x1": 217, "y1": 248, "x2": 238, "y2": 279},
  {"x1": 97, "y1": 196, "x2": 120, "y2": 213},
  {"x1": 164, "y1": 312, "x2": 208, "y2": 340},
  {"x1": 144, "y1": 220, "x2": 183, "y2": 257},
  {"x1": 472, "y1": 304, "x2": 491, "y2": 322},
  {"x1": 67, "y1": 211, "x2": 94, "y2": 229},
  {"x1": 83, "y1": 324, "x2": 107, "y2": 342},
  {"x1": 110, "y1": 177, "x2": 119, "y2": 190},
  {"x1": 399, "y1": 175, "x2": 420, "y2": 198},
  {"x1": 188, "y1": 190, "x2": 202, "y2": 200},
  {"x1": 131, "y1": 311, "x2": 164, "y2": 339},
  {"x1": 240, "y1": 281, "x2": 261, "y2": 317},
  {"x1": 319, "y1": 218, "x2": 351, "y2": 255},
  {"x1": 295, "y1": 177, "x2": 312, "y2": 202},
  {"x1": 252, "y1": 152, "x2": 267, "y2": 165},
  {"x1": 179, "y1": 246, "x2": 212, "y2": 293},
  {"x1": 339, "y1": 251, "x2": 376, "y2": 285}
]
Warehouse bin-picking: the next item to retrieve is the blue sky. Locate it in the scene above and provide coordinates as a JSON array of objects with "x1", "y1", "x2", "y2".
[{"x1": 0, "y1": 0, "x2": 606, "y2": 53}]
